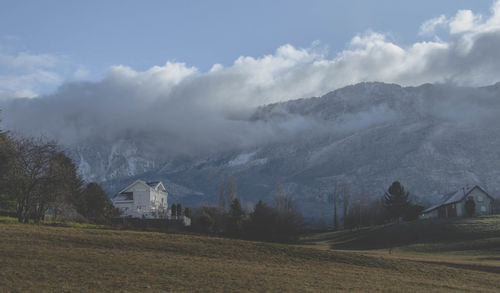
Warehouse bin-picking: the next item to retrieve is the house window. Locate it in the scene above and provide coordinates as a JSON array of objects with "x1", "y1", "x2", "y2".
[
  {"x1": 480, "y1": 206, "x2": 486, "y2": 212},
  {"x1": 477, "y1": 196, "x2": 484, "y2": 202},
  {"x1": 120, "y1": 192, "x2": 133, "y2": 200}
]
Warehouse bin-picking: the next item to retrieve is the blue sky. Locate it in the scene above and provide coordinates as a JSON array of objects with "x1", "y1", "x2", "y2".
[
  {"x1": 3, "y1": 0, "x2": 500, "y2": 152},
  {"x1": 0, "y1": 0, "x2": 494, "y2": 97}
]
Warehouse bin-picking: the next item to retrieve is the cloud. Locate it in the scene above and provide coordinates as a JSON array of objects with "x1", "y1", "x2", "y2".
[
  {"x1": 419, "y1": 15, "x2": 447, "y2": 36},
  {"x1": 3, "y1": 1, "x2": 500, "y2": 157},
  {"x1": 0, "y1": 50, "x2": 91, "y2": 99},
  {"x1": 73, "y1": 67, "x2": 90, "y2": 80},
  {"x1": 0, "y1": 52, "x2": 64, "y2": 98}
]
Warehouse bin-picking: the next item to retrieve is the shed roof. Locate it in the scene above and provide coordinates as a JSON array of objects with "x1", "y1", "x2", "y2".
[{"x1": 422, "y1": 185, "x2": 494, "y2": 214}]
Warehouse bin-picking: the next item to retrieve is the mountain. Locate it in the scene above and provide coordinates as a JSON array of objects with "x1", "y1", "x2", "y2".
[{"x1": 63, "y1": 82, "x2": 500, "y2": 222}]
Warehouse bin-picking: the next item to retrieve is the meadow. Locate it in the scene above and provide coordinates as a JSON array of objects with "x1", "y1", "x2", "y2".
[
  {"x1": 1, "y1": 216, "x2": 500, "y2": 292},
  {"x1": 303, "y1": 216, "x2": 500, "y2": 278}
]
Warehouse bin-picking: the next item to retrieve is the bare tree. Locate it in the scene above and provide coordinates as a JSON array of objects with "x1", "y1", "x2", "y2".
[
  {"x1": 330, "y1": 179, "x2": 339, "y2": 230},
  {"x1": 217, "y1": 178, "x2": 226, "y2": 211},
  {"x1": 8, "y1": 137, "x2": 58, "y2": 223},
  {"x1": 274, "y1": 183, "x2": 294, "y2": 213},
  {"x1": 341, "y1": 179, "x2": 351, "y2": 227},
  {"x1": 226, "y1": 175, "x2": 237, "y2": 204}
]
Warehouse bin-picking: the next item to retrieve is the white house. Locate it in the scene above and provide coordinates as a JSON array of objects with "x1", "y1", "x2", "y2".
[
  {"x1": 112, "y1": 180, "x2": 168, "y2": 218},
  {"x1": 420, "y1": 185, "x2": 494, "y2": 219}
]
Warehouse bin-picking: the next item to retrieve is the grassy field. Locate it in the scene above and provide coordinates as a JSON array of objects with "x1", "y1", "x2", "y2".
[
  {"x1": 302, "y1": 215, "x2": 500, "y2": 281},
  {"x1": 302, "y1": 215, "x2": 500, "y2": 250},
  {"x1": 1, "y1": 217, "x2": 500, "y2": 292}
]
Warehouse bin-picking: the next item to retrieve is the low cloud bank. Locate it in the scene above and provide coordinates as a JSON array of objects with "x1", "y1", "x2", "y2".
[{"x1": 3, "y1": 2, "x2": 500, "y2": 156}]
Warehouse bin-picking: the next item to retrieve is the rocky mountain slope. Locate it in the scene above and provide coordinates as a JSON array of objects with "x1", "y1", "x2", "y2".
[{"x1": 69, "y1": 82, "x2": 500, "y2": 222}]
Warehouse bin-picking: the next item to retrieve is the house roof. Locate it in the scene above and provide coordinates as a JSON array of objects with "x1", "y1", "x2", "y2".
[
  {"x1": 146, "y1": 181, "x2": 161, "y2": 188},
  {"x1": 113, "y1": 179, "x2": 166, "y2": 200},
  {"x1": 422, "y1": 185, "x2": 494, "y2": 214}
]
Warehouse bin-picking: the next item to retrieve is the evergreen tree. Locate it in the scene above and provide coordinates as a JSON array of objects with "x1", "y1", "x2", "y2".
[
  {"x1": 248, "y1": 200, "x2": 275, "y2": 240},
  {"x1": 465, "y1": 197, "x2": 475, "y2": 217},
  {"x1": 383, "y1": 181, "x2": 410, "y2": 222},
  {"x1": 176, "y1": 203, "x2": 182, "y2": 217},
  {"x1": 171, "y1": 204, "x2": 177, "y2": 218},
  {"x1": 183, "y1": 207, "x2": 191, "y2": 218},
  {"x1": 77, "y1": 182, "x2": 116, "y2": 222},
  {"x1": 226, "y1": 198, "x2": 244, "y2": 237}
]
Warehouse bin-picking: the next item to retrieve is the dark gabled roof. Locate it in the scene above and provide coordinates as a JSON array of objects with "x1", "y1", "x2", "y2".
[
  {"x1": 422, "y1": 185, "x2": 494, "y2": 214},
  {"x1": 146, "y1": 181, "x2": 161, "y2": 188}
]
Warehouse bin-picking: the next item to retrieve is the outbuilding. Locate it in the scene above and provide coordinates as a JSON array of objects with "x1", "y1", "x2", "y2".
[{"x1": 420, "y1": 185, "x2": 494, "y2": 219}]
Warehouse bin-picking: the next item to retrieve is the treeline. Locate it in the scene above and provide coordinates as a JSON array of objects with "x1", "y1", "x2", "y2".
[
  {"x1": 0, "y1": 120, "x2": 119, "y2": 224},
  {"x1": 330, "y1": 180, "x2": 424, "y2": 230},
  {"x1": 191, "y1": 180, "x2": 305, "y2": 243}
]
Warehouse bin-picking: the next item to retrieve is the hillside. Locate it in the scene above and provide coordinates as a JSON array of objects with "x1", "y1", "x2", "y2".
[
  {"x1": 303, "y1": 215, "x2": 500, "y2": 250},
  {"x1": 74, "y1": 82, "x2": 500, "y2": 218},
  {"x1": 1, "y1": 217, "x2": 499, "y2": 292}
]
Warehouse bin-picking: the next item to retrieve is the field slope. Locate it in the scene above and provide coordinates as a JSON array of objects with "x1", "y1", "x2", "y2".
[
  {"x1": 302, "y1": 215, "x2": 500, "y2": 250},
  {"x1": 1, "y1": 217, "x2": 499, "y2": 292},
  {"x1": 303, "y1": 216, "x2": 500, "y2": 279}
]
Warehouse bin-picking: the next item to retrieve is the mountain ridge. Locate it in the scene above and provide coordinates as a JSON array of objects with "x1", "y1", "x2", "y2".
[{"x1": 16, "y1": 81, "x2": 500, "y2": 223}]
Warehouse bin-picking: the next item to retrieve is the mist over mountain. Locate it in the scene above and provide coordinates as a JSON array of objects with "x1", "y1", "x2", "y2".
[{"x1": 4, "y1": 81, "x2": 500, "y2": 223}]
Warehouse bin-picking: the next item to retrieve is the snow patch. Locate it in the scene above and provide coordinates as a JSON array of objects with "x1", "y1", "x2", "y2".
[{"x1": 228, "y1": 152, "x2": 256, "y2": 167}]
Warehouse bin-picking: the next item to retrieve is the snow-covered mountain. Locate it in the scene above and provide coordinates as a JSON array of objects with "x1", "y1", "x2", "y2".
[{"x1": 65, "y1": 82, "x2": 500, "y2": 221}]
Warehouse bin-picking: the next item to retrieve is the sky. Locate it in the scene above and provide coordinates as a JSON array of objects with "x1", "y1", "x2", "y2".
[
  {"x1": 2, "y1": 0, "x2": 500, "y2": 156},
  {"x1": 0, "y1": 0, "x2": 494, "y2": 98}
]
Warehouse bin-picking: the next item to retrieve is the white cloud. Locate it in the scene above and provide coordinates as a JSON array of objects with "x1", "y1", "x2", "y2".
[
  {"x1": 0, "y1": 51, "x2": 66, "y2": 98},
  {"x1": 449, "y1": 10, "x2": 481, "y2": 34},
  {"x1": 3, "y1": 1, "x2": 500, "y2": 154},
  {"x1": 0, "y1": 50, "x2": 91, "y2": 98},
  {"x1": 73, "y1": 67, "x2": 89, "y2": 79},
  {"x1": 419, "y1": 15, "x2": 447, "y2": 36}
]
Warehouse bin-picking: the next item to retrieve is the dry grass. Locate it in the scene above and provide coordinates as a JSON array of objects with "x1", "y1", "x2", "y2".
[
  {"x1": 302, "y1": 215, "x2": 500, "y2": 249},
  {"x1": 1, "y1": 219, "x2": 500, "y2": 292},
  {"x1": 303, "y1": 215, "x2": 500, "y2": 289}
]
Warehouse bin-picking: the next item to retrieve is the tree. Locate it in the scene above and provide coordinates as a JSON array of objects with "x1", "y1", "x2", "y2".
[
  {"x1": 0, "y1": 123, "x2": 15, "y2": 211},
  {"x1": 272, "y1": 185, "x2": 305, "y2": 242},
  {"x1": 76, "y1": 182, "x2": 117, "y2": 223},
  {"x1": 341, "y1": 179, "x2": 351, "y2": 228},
  {"x1": 171, "y1": 204, "x2": 177, "y2": 218},
  {"x1": 226, "y1": 198, "x2": 245, "y2": 237},
  {"x1": 465, "y1": 197, "x2": 475, "y2": 217},
  {"x1": 247, "y1": 200, "x2": 276, "y2": 240},
  {"x1": 274, "y1": 183, "x2": 294, "y2": 213},
  {"x1": 226, "y1": 175, "x2": 237, "y2": 204},
  {"x1": 45, "y1": 152, "x2": 83, "y2": 221},
  {"x1": 191, "y1": 205, "x2": 219, "y2": 234},
  {"x1": 183, "y1": 207, "x2": 191, "y2": 218},
  {"x1": 217, "y1": 179, "x2": 226, "y2": 211},
  {"x1": 217, "y1": 175, "x2": 237, "y2": 212},
  {"x1": 328, "y1": 179, "x2": 339, "y2": 230},
  {"x1": 402, "y1": 204, "x2": 424, "y2": 221},
  {"x1": 383, "y1": 181, "x2": 411, "y2": 222},
  {"x1": 176, "y1": 203, "x2": 182, "y2": 218},
  {"x1": 7, "y1": 137, "x2": 59, "y2": 223}
]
